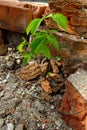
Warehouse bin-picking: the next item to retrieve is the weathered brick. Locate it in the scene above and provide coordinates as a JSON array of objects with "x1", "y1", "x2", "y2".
[
  {"x1": 46, "y1": 0, "x2": 87, "y2": 38},
  {"x1": 0, "y1": 1, "x2": 32, "y2": 33},
  {"x1": 0, "y1": 1, "x2": 47, "y2": 33},
  {"x1": 49, "y1": 32, "x2": 87, "y2": 62},
  {"x1": 31, "y1": 2, "x2": 47, "y2": 18},
  {"x1": 60, "y1": 68, "x2": 87, "y2": 130}
]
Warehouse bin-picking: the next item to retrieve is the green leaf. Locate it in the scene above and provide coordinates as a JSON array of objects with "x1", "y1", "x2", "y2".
[
  {"x1": 22, "y1": 51, "x2": 30, "y2": 58},
  {"x1": 26, "y1": 18, "x2": 43, "y2": 35},
  {"x1": 23, "y1": 58, "x2": 29, "y2": 65},
  {"x1": 45, "y1": 13, "x2": 53, "y2": 19},
  {"x1": 46, "y1": 72, "x2": 52, "y2": 76},
  {"x1": 26, "y1": 20, "x2": 35, "y2": 35},
  {"x1": 30, "y1": 35, "x2": 49, "y2": 58},
  {"x1": 17, "y1": 37, "x2": 27, "y2": 52},
  {"x1": 22, "y1": 51, "x2": 33, "y2": 64},
  {"x1": 47, "y1": 29, "x2": 58, "y2": 33},
  {"x1": 30, "y1": 36, "x2": 47, "y2": 53},
  {"x1": 34, "y1": 30, "x2": 47, "y2": 36},
  {"x1": 18, "y1": 13, "x2": 67, "y2": 64},
  {"x1": 42, "y1": 45, "x2": 51, "y2": 59},
  {"x1": 52, "y1": 14, "x2": 67, "y2": 30},
  {"x1": 56, "y1": 55, "x2": 62, "y2": 61},
  {"x1": 47, "y1": 34, "x2": 59, "y2": 51}
]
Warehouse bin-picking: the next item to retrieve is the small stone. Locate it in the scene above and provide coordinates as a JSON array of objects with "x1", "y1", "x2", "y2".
[
  {"x1": 0, "y1": 109, "x2": 5, "y2": 117},
  {"x1": 50, "y1": 105, "x2": 55, "y2": 109},
  {"x1": 7, "y1": 123, "x2": 14, "y2": 130},
  {"x1": 0, "y1": 91, "x2": 4, "y2": 97},
  {"x1": 0, "y1": 118, "x2": 4, "y2": 128},
  {"x1": 15, "y1": 124, "x2": 23, "y2": 130},
  {"x1": 42, "y1": 124, "x2": 45, "y2": 129},
  {"x1": 16, "y1": 59, "x2": 21, "y2": 65},
  {"x1": 8, "y1": 47, "x2": 12, "y2": 51},
  {"x1": 0, "y1": 125, "x2": 7, "y2": 130},
  {"x1": 5, "y1": 56, "x2": 10, "y2": 61},
  {"x1": 6, "y1": 73, "x2": 17, "y2": 83},
  {"x1": 55, "y1": 119, "x2": 63, "y2": 127},
  {"x1": 68, "y1": 68, "x2": 87, "y2": 100},
  {"x1": 35, "y1": 100, "x2": 44, "y2": 112},
  {"x1": 6, "y1": 61, "x2": 15, "y2": 70}
]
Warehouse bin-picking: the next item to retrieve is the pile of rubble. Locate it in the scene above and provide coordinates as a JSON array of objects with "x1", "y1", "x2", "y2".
[{"x1": 0, "y1": 0, "x2": 87, "y2": 130}]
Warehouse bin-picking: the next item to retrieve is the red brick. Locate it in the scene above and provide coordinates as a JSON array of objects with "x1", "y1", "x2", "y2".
[
  {"x1": 0, "y1": 1, "x2": 47, "y2": 33},
  {"x1": 19, "y1": 2, "x2": 47, "y2": 19},
  {"x1": 30, "y1": 2, "x2": 47, "y2": 18},
  {"x1": 0, "y1": 1, "x2": 32, "y2": 33},
  {"x1": 60, "y1": 80, "x2": 87, "y2": 130},
  {"x1": 47, "y1": 0, "x2": 87, "y2": 38}
]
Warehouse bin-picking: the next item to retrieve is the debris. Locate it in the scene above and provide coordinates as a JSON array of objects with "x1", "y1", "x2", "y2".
[
  {"x1": 50, "y1": 58, "x2": 59, "y2": 73},
  {"x1": 0, "y1": 118, "x2": 4, "y2": 128},
  {"x1": 41, "y1": 79, "x2": 52, "y2": 94},
  {"x1": 15, "y1": 124, "x2": 23, "y2": 130},
  {"x1": 41, "y1": 92, "x2": 52, "y2": 101},
  {"x1": 60, "y1": 68, "x2": 87, "y2": 130},
  {"x1": 19, "y1": 61, "x2": 48, "y2": 81},
  {"x1": 7, "y1": 123, "x2": 14, "y2": 130}
]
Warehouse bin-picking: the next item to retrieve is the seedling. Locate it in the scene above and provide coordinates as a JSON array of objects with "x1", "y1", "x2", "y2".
[{"x1": 18, "y1": 13, "x2": 67, "y2": 64}]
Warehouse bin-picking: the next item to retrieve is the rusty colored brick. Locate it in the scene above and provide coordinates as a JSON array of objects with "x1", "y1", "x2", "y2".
[
  {"x1": 31, "y1": 2, "x2": 48, "y2": 18},
  {"x1": 46, "y1": 0, "x2": 87, "y2": 38},
  {"x1": 0, "y1": 1, "x2": 32, "y2": 33},
  {"x1": 60, "y1": 69, "x2": 87, "y2": 130}
]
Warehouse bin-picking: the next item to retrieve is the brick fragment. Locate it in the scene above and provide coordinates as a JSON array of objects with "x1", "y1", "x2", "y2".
[
  {"x1": 54, "y1": 32, "x2": 87, "y2": 62},
  {"x1": 60, "y1": 68, "x2": 87, "y2": 130},
  {"x1": 47, "y1": 0, "x2": 87, "y2": 38},
  {"x1": 0, "y1": 1, "x2": 32, "y2": 33},
  {"x1": 0, "y1": 1, "x2": 47, "y2": 33},
  {"x1": 31, "y1": 2, "x2": 47, "y2": 18}
]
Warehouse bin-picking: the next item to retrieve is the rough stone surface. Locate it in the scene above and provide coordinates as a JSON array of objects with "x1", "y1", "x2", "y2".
[
  {"x1": 19, "y1": 61, "x2": 48, "y2": 81},
  {"x1": 15, "y1": 124, "x2": 23, "y2": 130},
  {"x1": 44, "y1": 0, "x2": 87, "y2": 62},
  {"x1": 68, "y1": 68, "x2": 87, "y2": 100},
  {"x1": 0, "y1": 118, "x2": 4, "y2": 128},
  {"x1": 48, "y1": 0, "x2": 87, "y2": 38},
  {"x1": 0, "y1": 1, "x2": 32, "y2": 33},
  {"x1": 7, "y1": 123, "x2": 14, "y2": 130},
  {"x1": 0, "y1": 1, "x2": 47, "y2": 33},
  {"x1": 60, "y1": 68, "x2": 87, "y2": 130},
  {"x1": 0, "y1": 42, "x2": 78, "y2": 130},
  {"x1": 29, "y1": 2, "x2": 48, "y2": 18},
  {"x1": 54, "y1": 32, "x2": 87, "y2": 62}
]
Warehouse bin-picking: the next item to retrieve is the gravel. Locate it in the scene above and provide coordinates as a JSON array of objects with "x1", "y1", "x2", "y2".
[{"x1": 0, "y1": 47, "x2": 70, "y2": 130}]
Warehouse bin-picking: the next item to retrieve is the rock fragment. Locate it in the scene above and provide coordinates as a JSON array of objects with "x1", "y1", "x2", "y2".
[{"x1": 60, "y1": 68, "x2": 87, "y2": 130}]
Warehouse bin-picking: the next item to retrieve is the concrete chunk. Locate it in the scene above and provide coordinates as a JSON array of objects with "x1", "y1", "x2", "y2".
[{"x1": 68, "y1": 68, "x2": 87, "y2": 100}]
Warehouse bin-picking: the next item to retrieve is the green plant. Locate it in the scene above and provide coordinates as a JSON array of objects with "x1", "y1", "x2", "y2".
[{"x1": 18, "y1": 13, "x2": 67, "y2": 64}]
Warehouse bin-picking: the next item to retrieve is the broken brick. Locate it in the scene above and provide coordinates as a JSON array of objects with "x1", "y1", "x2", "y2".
[
  {"x1": 19, "y1": 61, "x2": 48, "y2": 81},
  {"x1": 31, "y1": 2, "x2": 48, "y2": 18},
  {"x1": 0, "y1": 1, "x2": 32, "y2": 33},
  {"x1": 0, "y1": 1, "x2": 47, "y2": 33},
  {"x1": 60, "y1": 68, "x2": 87, "y2": 130},
  {"x1": 40, "y1": 79, "x2": 52, "y2": 94},
  {"x1": 48, "y1": 0, "x2": 87, "y2": 38}
]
